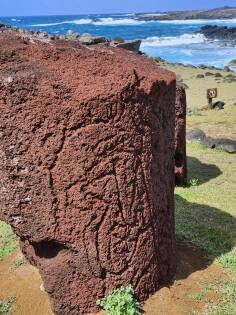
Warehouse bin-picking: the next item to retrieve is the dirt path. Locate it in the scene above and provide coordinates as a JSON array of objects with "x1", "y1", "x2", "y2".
[
  {"x1": 0, "y1": 251, "x2": 52, "y2": 315},
  {"x1": 0, "y1": 244, "x2": 228, "y2": 315}
]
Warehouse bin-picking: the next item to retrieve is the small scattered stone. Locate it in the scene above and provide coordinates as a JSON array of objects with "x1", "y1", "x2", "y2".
[
  {"x1": 212, "y1": 101, "x2": 225, "y2": 110},
  {"x1": 205, "y1": 72, "x2": 214, "y2": 76},
  {"x1": 196, "y1": 74, "x2": 205, "y2": 79},
  {"x1": 224, "y1": 66, "x2": 231, "y2": 72}
]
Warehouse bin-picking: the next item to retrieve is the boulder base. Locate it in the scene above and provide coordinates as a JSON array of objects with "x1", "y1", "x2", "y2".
[{"x1": 0, "y1": 31, "x2": 176, "y2": 314}]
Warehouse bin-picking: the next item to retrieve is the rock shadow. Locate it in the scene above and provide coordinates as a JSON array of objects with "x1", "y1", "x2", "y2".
[
  {"x1": 172, "y1": 194, "x2": 236, "y2": 283},
  {"x1": 187, "y1": 156, "x2": 222, "y2": 185}
]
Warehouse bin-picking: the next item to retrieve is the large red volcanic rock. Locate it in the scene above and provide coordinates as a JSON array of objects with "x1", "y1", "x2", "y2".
[
  {"x1": 0, "y1": 30, "x2": 176, "y2": 314},
  {"x1": 175, "y1": 85, "x2": 187, "y2": 186}
]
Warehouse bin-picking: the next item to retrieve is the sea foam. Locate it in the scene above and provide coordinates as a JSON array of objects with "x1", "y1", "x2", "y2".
[
  {"x1": 141, "y1": 33, "x2": 207, "y2": 47},
  {"x1": 30, "y1": 17, "x2": 152, "y2": 27}
]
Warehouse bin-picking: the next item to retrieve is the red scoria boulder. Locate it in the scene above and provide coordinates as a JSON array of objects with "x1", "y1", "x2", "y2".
[
  {"x1": 0, "y1": 30, "x2": 176, "y2": 314},
  {"x1": 175, "y1": 85, "x2": 187, "y2": 186}
]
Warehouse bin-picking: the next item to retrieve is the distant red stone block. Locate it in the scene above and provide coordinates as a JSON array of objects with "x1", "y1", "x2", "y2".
[{"x1": 175, "y1": 85, "x2": 187, "y2": 186}]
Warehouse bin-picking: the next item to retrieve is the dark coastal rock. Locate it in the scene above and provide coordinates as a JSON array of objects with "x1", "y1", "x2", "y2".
[
  {"x1": 186, "y1": 129, "x2": 207, "y2": 143},
  {"x1": 111, "y1": 40, "x2": 141, "y2": 53},
  {"x1": 224, "y1": 74, "x2": 236, "y2": 82},
  {"x1": 212, "y1": 101, "x2": 225, "y2": 110},
  {"x1": 198, "y1": 64, "x2": 208, "y2": 69},
  {"x1": 113, "y1": 37, "x2": 125, "y2": 43},
  {"x1": 175, "y1": 85, "x2": 187, "y2": 186},
  {"x1": 0, "y1": 30, "x2": 176, "y2": 315},
  {"x1": 0, "y1": 23, "x2": 141, "y2": 53},
  {"x1": 196, "y1": 74, "x2": 205, "y2": 79},
  {"x1": 199, "y1": 25, "x2": 236, "y2": 41},
  {"x1": 223, "y1": 66, "x2": 231, "y2": 72},
  {"x1": 215, "y1": 72, "x2": 223, "y2": 78},
  {"x1": 203, "y1": 137, "x2": 236, "y2": 153},
  {"x1": 205, "y1": 72, "x2": 214, "y2": 76},
  {"x1": 187, "y1": 129, "x2": 236, "y2": 153},
  {"x1": 136, "y1": 7, "x2": 236, "y2": 21},
  {"x1": 78, "y1": 34, "x2": 108, "y2": 45}
]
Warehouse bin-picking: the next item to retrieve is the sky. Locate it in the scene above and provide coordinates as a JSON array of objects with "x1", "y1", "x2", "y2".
[{"x1": 1, "y1": 0, "x2": 236, "y2": 17}]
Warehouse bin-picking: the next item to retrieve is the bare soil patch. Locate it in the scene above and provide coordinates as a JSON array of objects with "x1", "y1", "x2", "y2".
[{"x1": 0, "y1": 244, "x2": 228, "y2": 315}]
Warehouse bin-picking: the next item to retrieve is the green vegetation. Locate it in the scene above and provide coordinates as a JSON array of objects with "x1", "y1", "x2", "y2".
[
  {"x1": 11, "y1": 257, "x2": 28, "y2": 269},
  {"x1": 0, "y1": 222, "x2": 18, "y2": 261},
  {"x1": 0, "y1": 297, "x2": 15, "y2": 315},
  {"x1": 97, "y1": 285, "x2": 140, "y2": 315},
  {"x1": 191, "y1": 293, "x2": 204, "y2": 302},
  {"x1": 186, "y1": 177, "x2": 199, "y2": 187}
]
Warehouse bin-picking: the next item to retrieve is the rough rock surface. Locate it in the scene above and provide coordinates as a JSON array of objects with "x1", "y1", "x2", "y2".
[
  {"x1": 0, "y1": 31, "x2": 177, "y2": 314},
  {"x1": 175, "y1": 85, "x2": 187, "y2": 186},
  {"x1": 111, "y1": 40, "x2": 142, "y2": 53},
  {"x1": 199, "y1": 25, "x2": 236, "y2": 41}
]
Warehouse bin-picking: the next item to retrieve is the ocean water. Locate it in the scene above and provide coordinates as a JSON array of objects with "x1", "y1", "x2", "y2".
[{"x1": 1, "y1": 13, "x2": 236, "y2": 68}]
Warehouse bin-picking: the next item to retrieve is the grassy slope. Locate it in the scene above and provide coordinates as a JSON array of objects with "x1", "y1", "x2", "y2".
[
  {"x1": 176, "y1": 143, "x2": 236, "y2": 314},
  {"x1": 0, "y1": 222, "x2": 18, "y2": 261}
]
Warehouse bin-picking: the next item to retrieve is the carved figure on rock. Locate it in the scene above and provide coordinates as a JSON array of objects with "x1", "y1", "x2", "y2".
[{"x1": 0, "y1": 30, "x2": 176, "y2": 314}]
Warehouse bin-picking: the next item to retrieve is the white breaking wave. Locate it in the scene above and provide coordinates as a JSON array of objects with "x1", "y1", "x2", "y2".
[
  {"x1": 30, "y1": 17, "x2": 153, "y2": 27},
  {"x1": 92, "y1": 17, "x2": 146, "y2": 25},
  {"x1": 160, "y1": 18, "x2": 236, "y2": 25},
  {"x1": 140, "y1": 13, "x2": 167, "y2": 17},
  {"x1": 30, "y1": 19, "x2": 93, "y2": 27},
  {"x1": 11, "y1": 18, "x2": 21, "y2": 22},
  {"x1": 141, "y1": 33, "x2": 207, "y2": 47}
]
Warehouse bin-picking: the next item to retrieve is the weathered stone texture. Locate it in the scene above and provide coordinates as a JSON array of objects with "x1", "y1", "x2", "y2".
[
  {"x1": 0, "y1": 31, "x2": 176, "y2": 314},
  {"x1": 175, "y1": 85, "x2": 187, "y2": 186}
]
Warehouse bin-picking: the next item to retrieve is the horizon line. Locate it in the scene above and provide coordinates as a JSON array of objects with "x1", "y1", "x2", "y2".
[{"x1": 1, "y1": 6, "x2": 236, "y2": 18}]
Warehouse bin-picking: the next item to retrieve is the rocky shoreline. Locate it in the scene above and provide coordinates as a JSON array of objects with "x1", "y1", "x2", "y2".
[
  {"x1": 136, "y1": 6, "x2": 236, "y2": 21},
  {"x1": 0, "y1": 22, "x2": 141, "y2": 53},
  {"x1": 199, "y1": 25, "x2": 236, "y2": 43},
  {"x1": 1, "y1": 21, "x2": 236, "y2": 71}
]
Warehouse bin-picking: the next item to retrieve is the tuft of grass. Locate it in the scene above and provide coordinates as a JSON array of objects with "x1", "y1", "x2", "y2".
[
  {"x1": 185, "y1": 177, "x2": 199, "y2": 187},
  {"x1": 0, "y1": 297, "x2": 15, "y2": 314},
  {"x1": 97, "y1": 285, "x2": 140, "y2": 315},
  {"x1": 0, "y1": 222, "x2": 18, "y2": 261},
  {"x1": 11, "y1": 257, "x2": 28, "y2": 269},
  {"x1": 191, "y1": 293, "x2": 204, "y2": 302},
  {"x1": 202, "y1": 284, "x2": 214, "y2": 293}
]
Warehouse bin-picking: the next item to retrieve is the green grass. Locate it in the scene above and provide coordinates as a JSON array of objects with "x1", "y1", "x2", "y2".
[
  {"x1": 205, "y1": 281, "x2": 236, "y2": 315},
  {"x1": 191, "y1": 293, "x2": 204, "y2": 302},
  {"x1": 0, "y1": 297, "x2": 15, "y2": 315},
  {"x1": 0, "y1": 222, "x2": 18, "y2": 261}
]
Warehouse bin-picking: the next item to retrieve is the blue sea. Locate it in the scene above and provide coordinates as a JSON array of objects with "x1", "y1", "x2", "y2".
[{"x1": 1, "y1": 13, "x2": 236, "y2": 68}]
